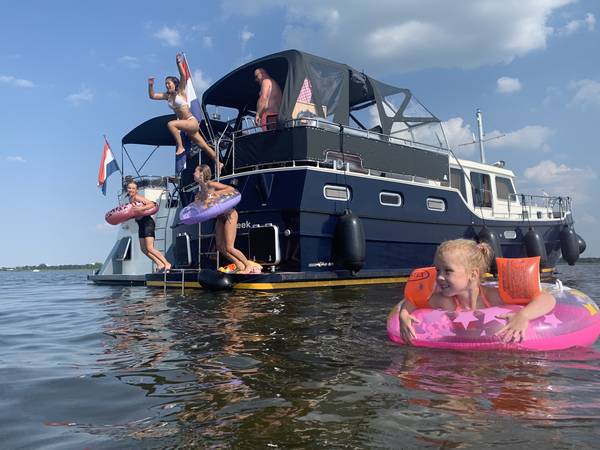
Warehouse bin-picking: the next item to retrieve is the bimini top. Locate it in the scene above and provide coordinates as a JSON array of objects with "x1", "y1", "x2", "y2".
[
  {"x1": 202, "y1": 49, "x2": 444, "y2": 142},
  {"x1": 122, "y1": 114, "x2": 177, "y2": 146}
]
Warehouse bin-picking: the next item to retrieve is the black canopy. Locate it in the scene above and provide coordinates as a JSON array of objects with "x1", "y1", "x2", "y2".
[
  {"x1": 122, "y1": 114, "x2": 177, "y2": 146},
  {"x1": 201, "y1": 49, "x2": 441, "y2": 136}
]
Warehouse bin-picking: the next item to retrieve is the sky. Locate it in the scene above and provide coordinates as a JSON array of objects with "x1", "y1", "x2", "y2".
[{"x1": 1, "y1": 0, "x2": 599, "y2": 266}]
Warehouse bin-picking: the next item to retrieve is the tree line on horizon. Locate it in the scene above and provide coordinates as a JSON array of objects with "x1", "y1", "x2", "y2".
[{"x1": 1, "y1": 263, "x2": 102, "y2": 272}]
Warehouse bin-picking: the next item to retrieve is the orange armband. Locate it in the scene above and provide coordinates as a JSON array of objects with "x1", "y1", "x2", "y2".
[
  {"x1": 404, "y1": 267, "x2": 437, "y2": 309},
  {"x1": 496, "y1": 256, "x2": 541, "y2": 304}
]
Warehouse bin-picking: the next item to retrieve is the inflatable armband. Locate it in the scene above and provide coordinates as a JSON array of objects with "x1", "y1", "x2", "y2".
[
  {"x1": 496, "y1": 256, "x2": 541, "y2": 304},
  {"x1": 404, "y1": 267, "x2": 437, "y2": 309}
]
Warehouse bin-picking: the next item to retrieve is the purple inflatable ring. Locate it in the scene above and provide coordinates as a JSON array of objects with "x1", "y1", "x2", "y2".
[
  {"x1": 179, "y1": 190, "x2": 241, "y2": 225},
  {"x1": 105, "y1": 201, "x2": 159, "y2": 226},
  {"x1": 387, "y1": 283, "x2": 600, "y2": 351}
]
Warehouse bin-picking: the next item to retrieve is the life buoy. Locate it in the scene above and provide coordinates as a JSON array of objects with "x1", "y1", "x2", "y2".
[
  {"x1": 387, "y1": 283, "x2": 600, "y2": 351},
  {"x1": 105, "y1": 201, "x2": 159, "y2": 225},
  {"x1": 179, "y1": 190, "x2": 241, "y2": 225}
]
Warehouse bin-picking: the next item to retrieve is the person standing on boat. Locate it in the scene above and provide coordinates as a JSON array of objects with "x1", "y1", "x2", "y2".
[
  {"x1": 254, "y1": 68, "x2": 282, "y2": 131},
  {"x1": 194, "y1": 165, "x2": 262, "y2": 274},
  {"x1": 127, "y1": 181, "x2": 172, "y2": 272},
  {"x1": 148, "y1": 53, "x2": 222, "y2": 173}
]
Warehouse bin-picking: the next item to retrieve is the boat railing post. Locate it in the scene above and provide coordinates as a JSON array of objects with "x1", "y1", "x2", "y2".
[
  {"x1": 181, "y1": 269, "x2": 185, "y2": 296},
  {"x1": 163, "y1": 269, "x2": 167, "y2": 294}
]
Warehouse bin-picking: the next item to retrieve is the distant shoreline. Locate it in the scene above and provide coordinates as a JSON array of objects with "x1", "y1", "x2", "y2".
[
  {"x1": 2, "y1": 258, "x2": 598, "y2": 272},
  {"x1": 1, "y1": 263, "x2": 102, "y2": 272}
]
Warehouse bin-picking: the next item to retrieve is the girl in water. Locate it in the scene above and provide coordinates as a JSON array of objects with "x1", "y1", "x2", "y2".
[
  {"x1": 399, "y1": 239, "x2": 556, "y2": 344},
  {"x1": 127, "y1": 181, "x2": 171, "y2": 272},
  {"x1": 148, "y1": 53, "x2": 222, "y2": 173},
  {"x1": 194, "y1": 165, "x2": 262, "y2": 274}
]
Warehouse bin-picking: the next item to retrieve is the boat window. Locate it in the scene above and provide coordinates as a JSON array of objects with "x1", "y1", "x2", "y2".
[
  {"x1": 114, "y1": 237, "x2": 131, "y2": 261},
  {"x1": 323, "y1": 185, "x2": 351, "y2": 201},
  {"x1": 426, "y1": 197, "x2": 447, "y2": 212},
  {"x1": 450, "y1": 168, "x2": 467, "y2": 200},
  {"x1": 495, "y1": 176, "x2": 515, "y2": 201},
  {"x1": 470, "y1": 172, "x2": 492, "y2": 208},
  {"x1": 503, "y1": 230, "x2": 517, "y2": 239},
  {"x1": 304, "y1": 61, "x2": 345, "y2": 122},
  {"x1": 379, "y1": 191, "x2": 403, "y2": 207}
]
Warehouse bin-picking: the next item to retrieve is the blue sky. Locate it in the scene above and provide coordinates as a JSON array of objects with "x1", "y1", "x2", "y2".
[{"x1": 1, "y1": 0, "x2": 599, "y2": 266}]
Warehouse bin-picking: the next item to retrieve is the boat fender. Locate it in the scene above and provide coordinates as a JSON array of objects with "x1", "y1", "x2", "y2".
[
  {"x1": 577, "y1": 233, "x2": 587, "y2": 255},
  {"x1": 523, "y1": 227, "x2": 548, "y2": 267},
  {"x1": 198, "y1": 269, "x2": 233, "y2": 290},
  {"x1": 477, "y1": 226, "x2": 502, "y2": 272},
  {"x1": 496, "y1": 256, "x2": 541, "y2": 304},
  {"x1": 560, "y1": 225, "x2": 580, "y2": 265},
  {"x1": 333, "y1": 211, "x2": 366, "y2": 273}
]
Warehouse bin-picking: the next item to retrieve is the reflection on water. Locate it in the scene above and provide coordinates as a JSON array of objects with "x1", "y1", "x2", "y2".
[{"x1": 1, "y1": 264, "x2": 600, "y2": 448}]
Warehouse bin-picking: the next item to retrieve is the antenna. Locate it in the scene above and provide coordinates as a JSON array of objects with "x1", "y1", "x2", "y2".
[
  {"x1": 476, "y1": 109, "x2": 485, "y2": 163},
  {"x1": 457, "y1": 109, "x2": 505, "y2": 164}
]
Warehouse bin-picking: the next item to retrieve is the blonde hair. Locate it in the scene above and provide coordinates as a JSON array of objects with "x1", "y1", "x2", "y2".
[
  {"x1": 197, "y1": 164, "x2": 212, "y2": 183},
  {"x1": 434, "y1": 239, "x2": 493, "y2": 278}
]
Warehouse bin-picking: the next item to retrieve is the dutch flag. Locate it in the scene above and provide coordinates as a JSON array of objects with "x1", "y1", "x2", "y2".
[
  {"x1": 98, "y1": 138, "x2": 120, "y2": 196},
  {"x1": 181, "y1": 53, "x2": 203, "y2": 122}
]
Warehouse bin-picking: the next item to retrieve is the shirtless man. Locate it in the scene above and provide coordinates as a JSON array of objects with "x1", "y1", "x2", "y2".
[{"x1": 254, "y1": 68, "x2": 282, "y2": 130}]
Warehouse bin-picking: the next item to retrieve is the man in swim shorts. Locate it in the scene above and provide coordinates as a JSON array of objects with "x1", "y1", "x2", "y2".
[{"x1": 254, "y1": 68, "x2": 282, "y2": 131}]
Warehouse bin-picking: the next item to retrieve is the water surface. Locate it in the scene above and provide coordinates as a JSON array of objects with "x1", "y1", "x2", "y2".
[{"x1": 1, "y1": 264, "x2": 600, "y2": 448}]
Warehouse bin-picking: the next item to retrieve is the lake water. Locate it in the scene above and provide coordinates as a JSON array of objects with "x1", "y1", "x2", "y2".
[{"x1": 2, "y1": 263, "x2": 600, "y2": 449}]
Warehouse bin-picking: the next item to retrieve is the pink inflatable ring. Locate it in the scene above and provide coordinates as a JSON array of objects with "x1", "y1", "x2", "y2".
[
  {"x1": 105, "y1": 201, "x2": 159, "y2": 226},
  {"x1": 179, "y1": 190, "x2": 241, "y2": 225},
  {"x1": 387, "y1": 283, "x2": 600, "y2": 351}
]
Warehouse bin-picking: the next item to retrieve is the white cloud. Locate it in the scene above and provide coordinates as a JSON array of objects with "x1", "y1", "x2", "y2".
[
  {"x1": 556, "y1": 12, "x2": 596, "y2": 35},
  {"x1": 442, "y1": 117, "x2": 553, "y2": 154},
  {"x1": 66, "y1": 87, "x2": 94, "y2": 106},
  {"x1": 154, "y1": 26, "x2": 181, "y2": 47},
  {"x1": 486, "y1": 125, "x2": 553, "y2": 151},
  {"x1": 192, "y1": 69, "x2": 211, "y2": 92},
  {"x1": 496, "y1": 76, "x2": 522, "y2": 94},
  {"x1": 224, "y1": 0, "x2": 576, "y2": 73},
  {"x1": 442, "y1": 117, "x2": 476, "y2": 154},
  {"x1": 569, "y1": 79, "x2": 600, "y2": 108},
  {"x1": 202, "y1": 36, "x2": 213, "y2": 48},
  {"x1": 6, "y1": 155, "x2": 26, "y2": 163},
  {"x1": 118, "y1": 56, "x2": 140, "y2": 69},
  {"x1": 0, "y1": 75, "x2": 34, "y2": 88},
  {"x1": 523, "y1": 160, "x2": 596, "y2": 201},
  {"x1": 240, "y1": 26, "x2": 254, "y2": 48}
]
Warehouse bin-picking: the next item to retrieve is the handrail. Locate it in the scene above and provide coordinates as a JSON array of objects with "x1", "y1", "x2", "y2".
[{"x1": 232, "y1": 118, "x2": 450, "y2": 154}]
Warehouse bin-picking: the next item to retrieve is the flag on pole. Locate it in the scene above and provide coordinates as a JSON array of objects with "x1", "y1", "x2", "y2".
[
  {"x1": 98, "y1": 138, "x2": 120, "y2": 196},
  {"x1": 181, "y1": 53, "x2": 203, "y2": 122}
]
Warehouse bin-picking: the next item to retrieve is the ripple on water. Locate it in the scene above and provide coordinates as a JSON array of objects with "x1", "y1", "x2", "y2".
[{"x1": 1, "y1": 268, "x2": 600, "y2": 448}]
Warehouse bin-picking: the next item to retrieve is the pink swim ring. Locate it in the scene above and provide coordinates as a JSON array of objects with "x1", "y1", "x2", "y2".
[
  {"x1": 387, "y1": 282, "x2": 600, "y2": 351},
  {"x1": 105, "y1": 201, "x2": 159, "y2": 225}
]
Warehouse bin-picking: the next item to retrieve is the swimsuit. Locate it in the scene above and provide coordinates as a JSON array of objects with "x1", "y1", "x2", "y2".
[
  {"x1": 168, "y1": 94, "x2": 187, "y2": 111},
  {"x1": 452, "y1": 288, "x2": 491, "y2": 312},
  {"x1": 136, "y1": 215, "x2": 156, "y2": 239}
]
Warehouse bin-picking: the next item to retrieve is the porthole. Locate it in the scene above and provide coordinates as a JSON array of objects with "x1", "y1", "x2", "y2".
[
  {"x1": 426, "y1": 197, "x2": 446, "y2": 212},
  {"x1": 323, "y1": 185, "x2": 350, "y2": 201},
  {"x1": 379, "y1": 192, "x2": 402, "y2": 207}
]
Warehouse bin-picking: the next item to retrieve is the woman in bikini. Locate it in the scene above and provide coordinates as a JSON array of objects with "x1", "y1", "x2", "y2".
[
  {"x1": 194, "y1": 165, "x2": 262, "y2": 274},
  {"x1": 147, "y1": 53, "x2": 222, "y2": 172},
  {"x1": 127, "y1": 181, "x2": 171, "y2": 272}
]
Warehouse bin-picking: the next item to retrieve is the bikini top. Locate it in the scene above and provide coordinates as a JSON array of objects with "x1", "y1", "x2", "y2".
[
  {"x1": 452, "y1": 287, "x2": 491, "y2": 312},
  {"x1": 168, "y1": 94, "x2": 187, "y2": 110}
]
